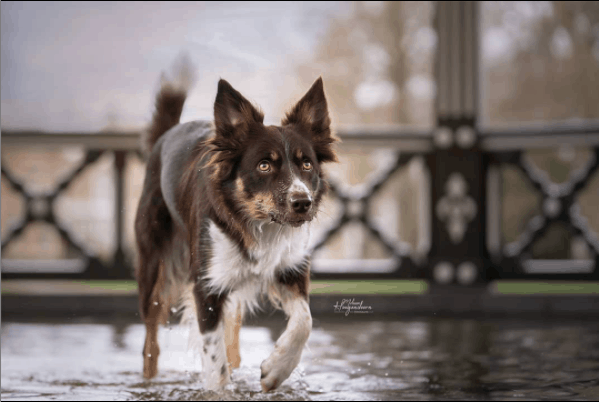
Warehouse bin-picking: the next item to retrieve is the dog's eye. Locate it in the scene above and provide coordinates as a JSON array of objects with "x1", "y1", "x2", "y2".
[
  {"x1": 302, "y1": 160, "x2": 312, "y2": 171},
  {"x1": 258, "y1": 161, "x2": 271, "y2": 172}
]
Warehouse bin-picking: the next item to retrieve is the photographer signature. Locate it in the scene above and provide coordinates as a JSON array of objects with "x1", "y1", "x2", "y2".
[{"x1": 333, "y1": 298, "x2": 373, "y2": 316}]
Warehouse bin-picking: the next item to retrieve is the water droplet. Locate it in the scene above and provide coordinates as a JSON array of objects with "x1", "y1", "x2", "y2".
[{"x1": 208, "y1": 307, "x2": 213, "y2": 311}]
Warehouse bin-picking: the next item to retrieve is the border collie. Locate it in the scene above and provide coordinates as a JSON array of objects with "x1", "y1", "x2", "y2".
[{"x1": 134, "y1": 63, "x2": 338, "y2": 392}]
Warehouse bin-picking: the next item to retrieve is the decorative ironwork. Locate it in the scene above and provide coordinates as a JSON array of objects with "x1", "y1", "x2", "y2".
[
  {"x1": 1, "y1": 149, "x2": 134, "y2": 279},
  {"x1": 1, "y1": 150, "x2": 104, "y2": 255},
  {"x1": 433, "y1": 261, "x2": 454, "y2": 285},
  {"x1": 456, "y1": 261, "x2": 478, "y2": 285},
  {"x1": 499, "y1": 149, "x2": 599, "y2": 266},
  {"x1": 2, "y1": 132, "x2": 598, "y2": 282},
  {"x1": 435, "y1": 172, "x2": 477, "y2": 244},
  {"x1": 434, "y1": 126, "x2": 453, "y2": 149},
  {"x1": 455, "y1": 126, "x2": 476, "y2": 149},
  {"x1": 310, "y1": 152, "x2": 420, "y2": 278}
]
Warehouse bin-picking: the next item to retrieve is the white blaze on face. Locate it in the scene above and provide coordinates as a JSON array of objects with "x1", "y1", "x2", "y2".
[
  {"x1": 289, "y1": 175, "x2": 311, "y2": 200},
  {"x1": 283, "y1": 137, "x2": 312, "y2": 200}
]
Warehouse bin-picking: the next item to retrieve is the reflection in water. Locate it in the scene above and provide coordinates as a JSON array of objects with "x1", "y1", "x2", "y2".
[{"x1": 2, "y1": 318, "x2": 599, "y2": 400}]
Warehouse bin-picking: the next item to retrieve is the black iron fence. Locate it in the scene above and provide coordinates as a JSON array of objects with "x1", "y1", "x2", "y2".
[{"x1": 2, "y1": 124, "x2": 598, "y2": 284}]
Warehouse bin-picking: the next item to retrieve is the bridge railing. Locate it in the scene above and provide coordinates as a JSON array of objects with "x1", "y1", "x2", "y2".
[{"x1": 2, "y1": 124, "x2": 598, "y2": 284}]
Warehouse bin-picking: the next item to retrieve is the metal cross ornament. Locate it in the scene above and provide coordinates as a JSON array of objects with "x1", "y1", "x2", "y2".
[{"x1": 435, "y1": 172, "x2": 477, "y2": 244}]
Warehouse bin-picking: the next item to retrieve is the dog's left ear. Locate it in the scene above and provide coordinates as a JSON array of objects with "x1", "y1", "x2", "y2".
[
  {"x1": 283, "y1": 77, "x2": 338, "y2": 163},
  {"x1": 283, "y1": 77, "x2": 330, "y2": 136}
]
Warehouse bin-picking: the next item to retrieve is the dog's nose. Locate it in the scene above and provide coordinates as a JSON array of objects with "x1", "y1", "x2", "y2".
[{"x1": 290, "y1": 194, "x2": 312, "y2": 214}]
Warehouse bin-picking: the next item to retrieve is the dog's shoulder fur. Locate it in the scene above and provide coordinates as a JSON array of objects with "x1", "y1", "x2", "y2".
[{"x1": 157, "y1": 120, "x2": 212, "y2": 228}]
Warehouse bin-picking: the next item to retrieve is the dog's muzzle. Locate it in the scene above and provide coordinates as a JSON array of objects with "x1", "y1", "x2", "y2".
[{"x1": 290, "y1": 193, "x2": 312, "y2": 214}]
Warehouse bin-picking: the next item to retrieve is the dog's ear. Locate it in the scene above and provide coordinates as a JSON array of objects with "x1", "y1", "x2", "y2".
[
  {"x1": 283, "y1": 77, "x2": 330, "y2": 134},
  {"x1": 283, "y1": 77, "x2": 338, "y2": 163},
  {"x1": 214, "y1": 79, "x2": 264, "y2": 144},
  {"x1": 208, "y1": 80, "x2": 264, "y2": 179}
]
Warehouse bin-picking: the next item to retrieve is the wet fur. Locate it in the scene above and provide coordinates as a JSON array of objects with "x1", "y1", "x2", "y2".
[{"x1": 134, "y1": 66, "x2": 337, "y2": 391}]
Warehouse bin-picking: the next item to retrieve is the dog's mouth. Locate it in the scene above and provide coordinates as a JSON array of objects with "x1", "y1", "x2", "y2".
[
  {"x1": 269, "y1": 213, "x2": 311, "y2": 227},
  {"x1": 287, "y1": 219, "x2": 308, "y2": 228}
]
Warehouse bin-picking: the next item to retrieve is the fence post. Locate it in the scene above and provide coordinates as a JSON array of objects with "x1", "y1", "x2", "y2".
[
  {"x1": 113, "y1": 150, "x2": 129, "y2": 279},
  {"x1": 428, "y1": 1, "x2": 489, "y2": 286}
]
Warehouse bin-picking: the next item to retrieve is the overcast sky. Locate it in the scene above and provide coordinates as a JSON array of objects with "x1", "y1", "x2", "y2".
[
  {"x1": 1, "y1": 1, "x2": 348, "y2": 131},
  {"x1": 3, "y1": 1, "x2": 582, "y2": 133}
]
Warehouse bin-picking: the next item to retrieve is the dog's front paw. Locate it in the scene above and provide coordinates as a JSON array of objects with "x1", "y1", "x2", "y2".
[
  {"x1": 201, "y1": 332, "x2": 231, "y2": 391},
  {"x1": 260, "y1": 300, "x2": 312, "y2": 392},
  {"x1": 202, "y1": 362, "x2": 230, "y2": 391},
  {"x1": 259, "y1": 346, "x2": 301, "y2": 392}
]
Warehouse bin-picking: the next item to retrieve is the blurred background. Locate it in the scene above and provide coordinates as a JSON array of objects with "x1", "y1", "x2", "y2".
[
  {"x1": 2, "y1": 2, "x2": 599, "y2": 400},
  {"x1": 2, "y1": 1, "x2": 598, "y2": 275}
]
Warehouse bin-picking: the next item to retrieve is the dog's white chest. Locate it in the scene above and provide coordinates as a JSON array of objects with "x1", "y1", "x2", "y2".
[{"x1": 205, "y1": 220, "x2": 310, "y2": 294}]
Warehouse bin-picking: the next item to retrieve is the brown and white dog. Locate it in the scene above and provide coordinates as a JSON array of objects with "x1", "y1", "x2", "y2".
[{"x1": 134, "y1": 64, "x2": 338, "y2": 392}]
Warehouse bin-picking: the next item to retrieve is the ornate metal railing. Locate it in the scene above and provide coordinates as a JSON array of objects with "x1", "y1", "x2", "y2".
[
  {"x1": 2, "y1": 124, "x2": 598, "y2": 283},
  {"x1": 486, "y1": 133, "x2": 599, "y2": 281},
  {"x1": 1, "y1": 132, "x2": 141, "y2": 280}
]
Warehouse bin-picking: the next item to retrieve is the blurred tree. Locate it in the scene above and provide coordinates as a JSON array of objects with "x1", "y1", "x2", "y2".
[
  {"x1": 486, "y1": 1, "x2": 599, "y2": 123},
  {"x1": 295, "y1": 1, "x2": 435, "y2": 126}
]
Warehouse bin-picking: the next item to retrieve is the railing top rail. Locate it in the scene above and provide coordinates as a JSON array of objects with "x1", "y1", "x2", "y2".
[
  {"x1": 334, "y1": 124, "x2": 433, "y2": 137},
  {"x1": 3, "y1": 120, "x2": 599, "y2": 152},
  {"x1": 480, "y1": 133, "x2": 599, "y2": 151},
  {"x1": 1, "y1": 125, "x2": 435, "y2": 152},
  {"x1": 478, "y1": 119, "x2": 599, "y2": 137},
  {"x1": 1, "y1": 130, "x2": 143, "y2": 150}
]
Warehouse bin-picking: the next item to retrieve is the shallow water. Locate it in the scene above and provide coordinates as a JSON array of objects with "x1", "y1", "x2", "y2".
[{"x1": 2, "y1": 316, "x2": 599, "y2": 401}]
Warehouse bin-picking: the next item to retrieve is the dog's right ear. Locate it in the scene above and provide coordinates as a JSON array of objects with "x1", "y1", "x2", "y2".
[{"x1": 214, "y1": 79, "x2": 264, "y2": 143}]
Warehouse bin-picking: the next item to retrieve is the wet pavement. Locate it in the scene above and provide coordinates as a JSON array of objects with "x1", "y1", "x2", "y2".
[{"x1": 2, "y1": 316, "x2": 599, "y2": 400}]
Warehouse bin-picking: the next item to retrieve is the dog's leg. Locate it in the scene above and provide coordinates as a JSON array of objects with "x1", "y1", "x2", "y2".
[
  {"x1": 260, "y1": 266, "x2": 312, "y2": 392},
  {"x1": 135, "y1": 162, "x2": 174, "y2": 380},
  {"x1": 224, "y1": 299, "x2": 243, "y2": 370},
  {"x1": 141, "y1": 260, "x2": 169, "y2": 379},
  {"x1": 194, "y1": 284, "x2": 230, "y2": 390}
]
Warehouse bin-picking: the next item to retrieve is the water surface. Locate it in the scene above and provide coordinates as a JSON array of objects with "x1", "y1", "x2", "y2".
[{"x1": 2, "y1": 316, "x2": 599, "y2": 400}]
